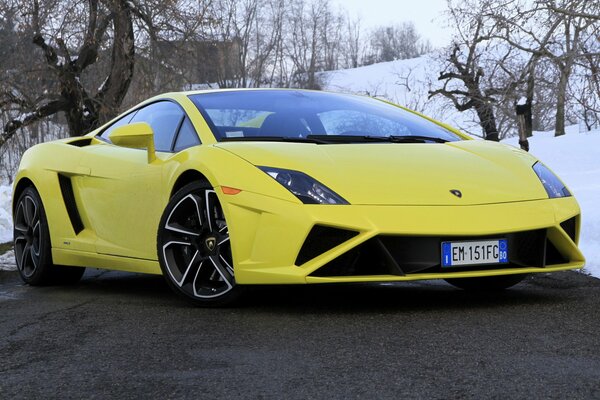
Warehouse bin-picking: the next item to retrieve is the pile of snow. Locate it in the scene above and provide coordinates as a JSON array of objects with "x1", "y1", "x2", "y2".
[
  {"x1": 503, "y1": 126, "x2": 600, "y2": 278},
  {"x1": 0, "y1": 184, "x2": 12, "y2": 244},
  {"x1": 0, "y1": 249, "x2": 15, "y2": 271}
]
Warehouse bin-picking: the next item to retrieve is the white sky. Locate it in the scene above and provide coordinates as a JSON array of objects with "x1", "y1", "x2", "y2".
[{"x1": 333, "y1": 0, "x2": 452, "y2": 48}]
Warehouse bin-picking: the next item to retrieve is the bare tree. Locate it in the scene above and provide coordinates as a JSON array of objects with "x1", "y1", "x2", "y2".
[
  {"x1": 343, "y1": 15, "x2": 362, "y2": 69},
  {"x1": 366, "y1": 22, "x2": 431, "y2": 64},
  {"x1": 287, "y1": 0, "x2": 327, "y2": 89},
  {"x1": 0, "y1": 0, "x2": 213, "y2": 148},
  {"x1": 429, "y1": 1, "x2": 522, "y2": 141},
  {"x1": 1, "y1": 0, "x2": 136, "y2": 145},
  {"x1": 489, "y1": 0, "x2": 600, "y2": 136}
]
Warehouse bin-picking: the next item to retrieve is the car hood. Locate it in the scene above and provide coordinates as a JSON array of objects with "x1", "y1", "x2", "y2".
[{"x1": 214, "y1": 140, "x2": 548, "y2": 206}]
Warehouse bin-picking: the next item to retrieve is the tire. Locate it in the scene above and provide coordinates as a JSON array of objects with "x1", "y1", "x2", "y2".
[
  {"x1": 157, "y1": 181, "x2": 242, "y2": 306},
  {"x1": 445, "y1": 274, "x2": 528, "y2": 291},
  {"x1": 13, "y1": 186, "x2": 85, "y2": 285}
]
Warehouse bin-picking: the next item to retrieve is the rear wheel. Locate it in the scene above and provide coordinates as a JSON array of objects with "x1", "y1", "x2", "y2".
[
  {"x1": 445, "y1": 274, "x2": 528, "y2": 291},
  {"x1": 13, "y1": 186, "x2": 85, "y2": 285},
  {"x1": 157, "y1": 182, "x2": 241, "y2": 306}
]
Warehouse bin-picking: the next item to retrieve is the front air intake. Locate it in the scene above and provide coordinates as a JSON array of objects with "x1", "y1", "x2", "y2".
[
  {"x1": 309, "y1": 229, "x2": 569, "y2": 277},
  {"x1": 295, "y1": 225, "x2": 358, "y2": 266},
  {"x1": 560, "y1": 216, "x2": 577, "y2": 242}
]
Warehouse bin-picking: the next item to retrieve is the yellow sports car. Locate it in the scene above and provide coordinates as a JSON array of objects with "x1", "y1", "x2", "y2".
[{"x1": 12, "y1": 89, "x2": 584, "y2": 305}]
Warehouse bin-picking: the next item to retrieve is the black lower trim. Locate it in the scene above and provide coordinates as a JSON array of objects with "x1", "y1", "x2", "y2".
[
  {"x1": 58, "y1": 174, "x2": 84, "y2": 234},
  {"x1": 309, "y1": 229, "x2": 569, "y2": 277}
]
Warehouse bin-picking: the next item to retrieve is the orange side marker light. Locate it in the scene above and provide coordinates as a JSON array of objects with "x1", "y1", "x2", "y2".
[{"x1": 221, "y1": 186, "x2": 242, "y2": 195}]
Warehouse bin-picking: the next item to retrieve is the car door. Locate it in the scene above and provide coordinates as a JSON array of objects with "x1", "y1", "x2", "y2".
[{"x1": 76, "y1": 101, "x2": 187, "y2": 260}]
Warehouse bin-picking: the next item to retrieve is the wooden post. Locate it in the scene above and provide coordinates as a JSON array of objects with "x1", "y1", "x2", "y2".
[{"x1": 516, "y1": 101, "x2": 530, "y2": 152}]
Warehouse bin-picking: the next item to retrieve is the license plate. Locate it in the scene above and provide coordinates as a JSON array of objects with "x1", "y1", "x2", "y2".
[{"x1": 441, "y1": 239, "x2": 508, "y2": 267}]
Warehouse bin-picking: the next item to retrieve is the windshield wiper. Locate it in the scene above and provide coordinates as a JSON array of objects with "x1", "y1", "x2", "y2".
[
  {"x1": 306, "y1": 134, "x2": 449, "y2": 143},
  {"x1": 388, "y1": 135, "x2": 449, "y2": 143},
  {"x1": 307, "y1": 134, "x2": 380, "y2": 143},
  {"x1": 220, "y1": 136, "x2": 329, "y2": 144}
]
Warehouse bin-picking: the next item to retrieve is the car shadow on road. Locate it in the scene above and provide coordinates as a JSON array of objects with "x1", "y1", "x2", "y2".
[
  {"x1": 240, "y1": 281, "x2": 570, "y2": 314},
  {"x1": 2, "y1": 269, "x2": 590, "y2": 313}
]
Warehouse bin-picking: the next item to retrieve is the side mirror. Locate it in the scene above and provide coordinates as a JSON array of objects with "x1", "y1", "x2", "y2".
[{"x1": 109, "y1": 122, "x2": 156, "y2": 163}]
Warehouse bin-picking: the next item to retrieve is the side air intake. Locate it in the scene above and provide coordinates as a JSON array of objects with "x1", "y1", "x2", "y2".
[{"x1": 58, "y1": 174, "x2": 84, "y2": 234}]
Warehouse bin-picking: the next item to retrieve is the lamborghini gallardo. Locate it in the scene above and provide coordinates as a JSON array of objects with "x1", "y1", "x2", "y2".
[{"x1": 12, "y1": 89, "x2": 585, "y2": 305}]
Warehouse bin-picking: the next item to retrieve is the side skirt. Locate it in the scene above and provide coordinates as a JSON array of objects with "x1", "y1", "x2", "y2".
[{"x1": 52, "y1": 248, "x2": 162, "y2": 275}]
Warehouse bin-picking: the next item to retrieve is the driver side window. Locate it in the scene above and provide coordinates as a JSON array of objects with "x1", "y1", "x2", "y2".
[{"x1": 130, "y1": 101, "x2": 184, "y2": 152}]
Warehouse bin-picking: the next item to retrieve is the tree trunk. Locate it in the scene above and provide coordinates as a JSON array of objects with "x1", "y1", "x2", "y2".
[
  {"x1": 525, "y1": 63, "x2": 536, "y2": 137},
  {"x1": 95, "y1": 1, "x2": 135, "y2": 126},
  {"x1": 516, "y1": 102, "x2": 530, "y2": 151},
  {"x1": 474, "y1": 101, "x2": 499, "y2": 141},
  {"x1": 555, "y1": 67, "x2": 569, "y2": 137}
]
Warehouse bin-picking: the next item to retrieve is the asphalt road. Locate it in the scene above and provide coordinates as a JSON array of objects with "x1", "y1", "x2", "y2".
[{"x1": 1, "y1": 268, "x2": 599, "y2": 399}]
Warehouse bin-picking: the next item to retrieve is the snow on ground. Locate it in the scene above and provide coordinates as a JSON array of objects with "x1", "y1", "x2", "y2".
[
  {"x1": 0, "y1": 183, "x2": 15, "y2": 271},
  {"x1": 503, "y1": 125, "x2": 600, "y2": 278},
  {"x1": 0, "y1": 250, "x2": 15, "y2": 271},
  {"x1": 0, "y1": 184, "x2": 12, "y2": 244}
]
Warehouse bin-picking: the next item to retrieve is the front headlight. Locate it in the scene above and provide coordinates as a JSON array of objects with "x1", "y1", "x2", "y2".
[
  {"x1": 259, "y1": 166, "x2": 349, "y2": 205},
  {"x1": 533, "y1": 162, "x2": 571, "y2": 198}
]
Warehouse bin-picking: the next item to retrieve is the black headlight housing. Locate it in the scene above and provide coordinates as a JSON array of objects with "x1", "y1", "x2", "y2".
[
  {"x1": 533, "y1": 162, "x2": 571, "y2": 198},
  {"x1": 259, "y1": 166, "x2": 349, "y2": 205}
]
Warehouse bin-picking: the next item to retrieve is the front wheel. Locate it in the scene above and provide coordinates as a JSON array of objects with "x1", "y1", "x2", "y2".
[
  {"x1": 445, "y1": 274, "x2": 528, "y2": 291},
  {"x1": 157, "y1": 182, "x2": 242, "y2": 306}
]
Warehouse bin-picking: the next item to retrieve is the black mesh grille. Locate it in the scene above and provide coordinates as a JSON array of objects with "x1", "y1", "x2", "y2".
[
  {"x1": 560, "y1": 216, "x2": 577, "y2": 242},
  {"x1": 295, "y1": 225, "x2": 358, "y2": 265},
  {"x1": 310, "y1": 229, "x2": 569, "y2": 277}
]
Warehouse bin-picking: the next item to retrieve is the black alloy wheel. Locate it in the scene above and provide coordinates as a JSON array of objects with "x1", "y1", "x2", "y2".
[
  {"x1": 157, "y1": 181, "x2": 241, "y2": 306},
  {"x1": 13, "y1": 186, "x2": 85, "y2": 285}
]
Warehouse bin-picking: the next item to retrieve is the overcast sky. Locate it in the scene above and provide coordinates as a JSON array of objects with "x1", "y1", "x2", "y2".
[{"x1": 333, "y1": 0, "x2": 452, "y2": 47}]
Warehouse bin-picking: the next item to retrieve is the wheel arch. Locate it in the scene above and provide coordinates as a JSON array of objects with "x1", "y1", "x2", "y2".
[
  {"x1": 170, "y1": 170, "x2": 211, "y2": 198},
  {"x1": 12, "y1": 177, "x2": 35, "y2": 212}
]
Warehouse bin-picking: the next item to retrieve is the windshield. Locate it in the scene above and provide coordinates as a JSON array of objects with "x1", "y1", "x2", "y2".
[{"x1": 188, "y1": 90, "x2": 462, "y2": 143}]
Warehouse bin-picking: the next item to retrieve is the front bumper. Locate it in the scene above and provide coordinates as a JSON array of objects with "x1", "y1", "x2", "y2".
[{"x1": 219, "y1": 189, "x2": 584, "y2": 284}]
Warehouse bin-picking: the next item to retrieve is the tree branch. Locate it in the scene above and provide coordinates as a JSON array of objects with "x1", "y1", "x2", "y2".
[
  {"x1": 32, "y1": 34, "x2": 60, "y2": 68},
  {"x1": 1, "y1": 99, "x2": 69, "y2": 148}
]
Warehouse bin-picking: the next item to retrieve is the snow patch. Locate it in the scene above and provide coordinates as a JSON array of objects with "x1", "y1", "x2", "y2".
[
  {"x1": 503, "y1": 125, "x2": 600, "y2": 278},
  {"x1": 0, "y1": 250, "x2": 15, "y2": 271},
  {"x1": 98, "y1": 77, "x2": 109, "y2": 92},
  {"x1": 0, "y1": 184, "x2": 12, "y2": 244},
  {"x1": 16, "y1": 112, "x2": 35, "y2": 123}
]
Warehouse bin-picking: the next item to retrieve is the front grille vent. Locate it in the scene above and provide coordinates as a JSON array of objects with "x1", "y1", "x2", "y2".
[
  {"x1": 295, "y1": 225, "x2": 358, "y2": 266},
  {"x1": 310, "y1": 229, "x2": 569, "y2": 277}
]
